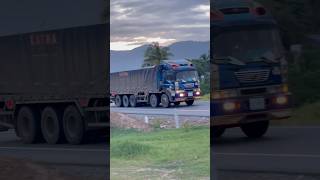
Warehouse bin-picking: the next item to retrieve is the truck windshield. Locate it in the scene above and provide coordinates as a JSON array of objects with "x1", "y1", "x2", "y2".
[
  {"x1": 213, "y1": 26, "x2": 284, "y2": 63},
  {"x1": 176, "y1": 70, "x2": 199, "y2": 82}
]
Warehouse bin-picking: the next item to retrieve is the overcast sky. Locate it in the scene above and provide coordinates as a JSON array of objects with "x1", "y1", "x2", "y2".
[{"x1": 111, "y1": 0, "x2": 209, "y2": 50}]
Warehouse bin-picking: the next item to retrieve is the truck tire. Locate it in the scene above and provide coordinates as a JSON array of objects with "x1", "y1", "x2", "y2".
[
  {"x1": 115, "y1": 95, "x2": 123, "y2": 107},
  {"x1": 161, "y1": 94, "x2": 170, "y2": 108},
  {"x1": 150, "y1": 94, "x2": 159, "y2": 108},
  {"x1": 212, "y1": 127, "x2": 225, "y2": 138},
  {"x1": 186, "y1": 100, "x2": 194, "y2": 106},
  {"x1": 129, "y1": 95, "x2": 137, "y2": 107},
  {"x1": 241, "y1": 120, "x2": 269, "y2": 138},
  {"x1": 63, "y1": 105, "x2": 85, "y2": 144},
  {"x1": 122, "y1": 95, "x2": 130, "y2": 107},
  {"x1": 16, "y1": 106, "x2": 42, "y2": 144},
  {"x1": 41, "y1": 107, "x2": 64, "y2": 144}
]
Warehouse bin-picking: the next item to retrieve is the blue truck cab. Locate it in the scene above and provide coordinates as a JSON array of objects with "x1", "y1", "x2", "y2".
[
  {"x1": 211, "y1": 0, "x2": 292, "y2": 138},
  {"x1": 110, "y1": 59, "x2": 201, "y2": 108}
]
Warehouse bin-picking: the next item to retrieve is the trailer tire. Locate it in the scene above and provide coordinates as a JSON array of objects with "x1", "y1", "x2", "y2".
[
  {"x1": 122, "y1": 95, "x2": 130, "y2": 107},
  {"x1": 186, "y1": 100, "x2": 194, "y2": 106},
  {"x1": 41, "y1": 107, "x2": 64, "y2": 144},
  {"x1": 150, "y1": 94, "x2": 159, "y2": 108},
  {"x1": 129, "y1": 95, "x2": 137, "y2": 107},
  {"x1": 63, "y1": 105, "x2": 85, "y2": 145},
  {"x1": 161, "y1": 94, "x2": 170, "y2": 108},
  {"x1": 115, "y1": 95, "x2": 123, "y2": 107},
  {"x1": 241, "y1": 120, "x2": 269, "y2": 138},
  {"x1": 16, "y1": 106, "x2": 42, "y2": 144}
]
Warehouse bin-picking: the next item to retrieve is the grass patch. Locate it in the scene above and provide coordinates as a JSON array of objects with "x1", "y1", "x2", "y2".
[
  {"x1": 111, "y1": 141, "x2": 151, "y2": 158},
  {"x1": 110, "y1": 126, "x2": 210, "y2": 179},
  {"x1": 273, "y1": 101, "x2": 320, "y2": 126},
  {"x1": 200, "y1": 94, "x2": 210, "y2": 101}
]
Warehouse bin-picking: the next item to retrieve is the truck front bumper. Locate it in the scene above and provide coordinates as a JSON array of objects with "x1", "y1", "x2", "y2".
[{"x1": 211, "y1": 93, "x2": 292, "y2": 127}]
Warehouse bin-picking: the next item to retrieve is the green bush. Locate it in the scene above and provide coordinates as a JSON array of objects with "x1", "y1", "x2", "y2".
[{"x1": 111, "y1": 141, "x2": 151, "y2": 158}]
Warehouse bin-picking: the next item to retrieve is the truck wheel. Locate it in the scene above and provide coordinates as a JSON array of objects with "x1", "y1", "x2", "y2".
[
  {"x1": 122, "y1": 95, "x2": 130, "y2": 107},
  {"x1": 16, "y1": 106, "x2": 42, "y2": 144},
  {"x1": 241, "y1": 121, "x2": 269, "y2": 138},
  {"x1": 41, "y1": 107, "x2": 64, "y2": 144},
  {"x1": 63, "y1": 105, "x2": 85, "y2": 144},
  {"x1": 212, "y1": 127, "x2": 225, "y2": 138},
  {"x1": 150, "y1": 94, "x2": 159, "y2": 108},
  {"x1": 174, "y1": 102, "x2": 180, "y2": 106},
  {"x1": 129, "y1": 95, "x2": 137, "y2": 107},
  {"x1": 115, "y1": 95, "x2": 123, "y2": 107},
  {"x1": 186, "y1": 100, "x2": 194, "y2": 106},
  {"x1": 161, "y1": 94, "x2": 170, "y2": 108}
]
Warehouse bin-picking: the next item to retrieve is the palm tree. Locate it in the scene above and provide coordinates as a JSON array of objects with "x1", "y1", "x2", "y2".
[{"x1": 142, "y1": 42, "x2": 173, "y2": 67}]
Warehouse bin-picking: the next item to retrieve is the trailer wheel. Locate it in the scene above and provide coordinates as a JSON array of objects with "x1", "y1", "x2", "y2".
[
  {"x1": 63, "y1": 105, "x2": 85, "y2": 144},
  {"x1": 129, "y1": 95, "x2": 137, "y2": 107},
  {"x1": 186, "y1": 100, "x2": 194, "y2": 106},
  {"x1": 41, "y1": 107, "x2": 64, "y2": 144},
  {"x1": 150, "y1": 94, "x2": 159, "y2": 108},
  {"x1": 115, "y1": 95, "x2": 123, "y2": 107},
  {"x1": 122, "y1": 95, "x2": 130, "y2": 107},
  {"x1": 241, "y1": 120, "x2": 269, "y2": 138},
  {"x1": 16, "y1": 106, "x2": 42, "y2": 144},
  {"x1": 161, "y1": 94, "x2": 170, "y2": 108}
]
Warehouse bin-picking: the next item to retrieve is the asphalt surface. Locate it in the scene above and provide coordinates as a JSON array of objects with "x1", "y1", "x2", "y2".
[
  {"x1": 213, "y1": 126, "x2": 320, "y2": 180},
  {"x1": 110, "y1": 100, "x2": 210, "y2": 117},
  {"x1": 0, "y1": 130, "x2": 108, "y2": 179}
]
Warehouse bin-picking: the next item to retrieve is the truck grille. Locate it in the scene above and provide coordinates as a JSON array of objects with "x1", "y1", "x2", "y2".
[
  {"x1": 235, "y1": 70, "x2": 270, "y2": 83},
  {"x1": 184, "y1": 83, "x2": 194, "y2": 89}
]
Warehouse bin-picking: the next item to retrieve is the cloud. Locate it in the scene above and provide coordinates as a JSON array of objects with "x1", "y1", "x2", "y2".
[{"x1": 111, "y1": 0, "x2": 209, "y2": 50}]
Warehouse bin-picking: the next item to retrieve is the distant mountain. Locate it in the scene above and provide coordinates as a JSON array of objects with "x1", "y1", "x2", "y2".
[{"x1": 110, "y1": 41, "x2": 209, "y2": 72}]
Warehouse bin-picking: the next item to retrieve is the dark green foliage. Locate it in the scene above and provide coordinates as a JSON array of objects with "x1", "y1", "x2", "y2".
[
  {"x1": 143, "y1": 42, "x2": 173, "y2": 67},
  {"x1": 190, "y1": 54, "x2": 210, "y2": 95},
  {"x1": 288, "y1": 48, "x2": 320, "y2": 106}
]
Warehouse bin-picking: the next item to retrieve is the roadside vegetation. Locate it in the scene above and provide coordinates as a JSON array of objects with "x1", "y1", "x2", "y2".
[{"x1": 110, "y1": 127, "x2": 210, "y2": 179}]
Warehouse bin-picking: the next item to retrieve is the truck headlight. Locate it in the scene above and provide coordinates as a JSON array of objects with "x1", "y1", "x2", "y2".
[
  {"x1": 275, "y1": 96, "x2": 288, "y2": 105},
  {"x1": 223, "y1": 102, "x2": 237, "y2": 111},
  {"x1": 213, "y1": 89, "x2": 238, "y2": 99},
  {"x1": 195, "y1": 91, "x2": 201, "y2": 96}
]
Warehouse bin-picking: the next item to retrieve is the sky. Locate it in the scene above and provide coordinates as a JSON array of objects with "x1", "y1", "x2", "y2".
[{"x1": 111, "y1": 0, "x2": 210, "y2": 50}]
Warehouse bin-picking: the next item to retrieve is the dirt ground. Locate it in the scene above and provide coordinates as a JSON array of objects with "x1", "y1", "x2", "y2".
[{"x1": 0, "y1": 157, "x2": 93, "y2": 180}]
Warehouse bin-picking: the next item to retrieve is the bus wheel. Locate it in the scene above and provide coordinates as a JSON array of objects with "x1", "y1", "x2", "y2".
[
  {"x1": 150, "y1": 94, "x2": 159, "y2": 108},
  {"x1": 122, "y1": 95, "x2": 130, "y2": 107},
  {"x1": 161, "y1": 94, "x2": 170, "y2": 108},
  {"x1": 129, "y1": 95, "x2": 137, "y2": 107},
  {"x1": 115, "y1": 95, "x2": 123, "y2": 107},
  {"x1": 41, "y1": 107, "x2": 64, "y2": 144},
  {"x1": 63, "y1": 105, "x2": 85, "y2": 144},
  {"x1": 17, "y1": 106, "x2": 42, "y2": 144},
  {"x1": 241, "y1": 121, "x2": 269, "y2": 138},
  {"x1": 186, "y1": 100, "x2": 194, "y2": 106}
]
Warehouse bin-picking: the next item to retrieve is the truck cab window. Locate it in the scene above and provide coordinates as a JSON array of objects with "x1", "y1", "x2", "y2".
[{"x1": 164, "y1": 71, "x2": 176, "y2": 82}]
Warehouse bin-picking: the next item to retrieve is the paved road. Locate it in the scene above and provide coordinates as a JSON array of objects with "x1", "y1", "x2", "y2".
[
  {"x1": 0, "y1": 130, "x2": 108, "y2": 179},
  {"x1": 110, "y1": 100, "x2": 210, "y2": 117},
  {"x1": 213, "y1": 126, "x2": 320, "y2": 180}
]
